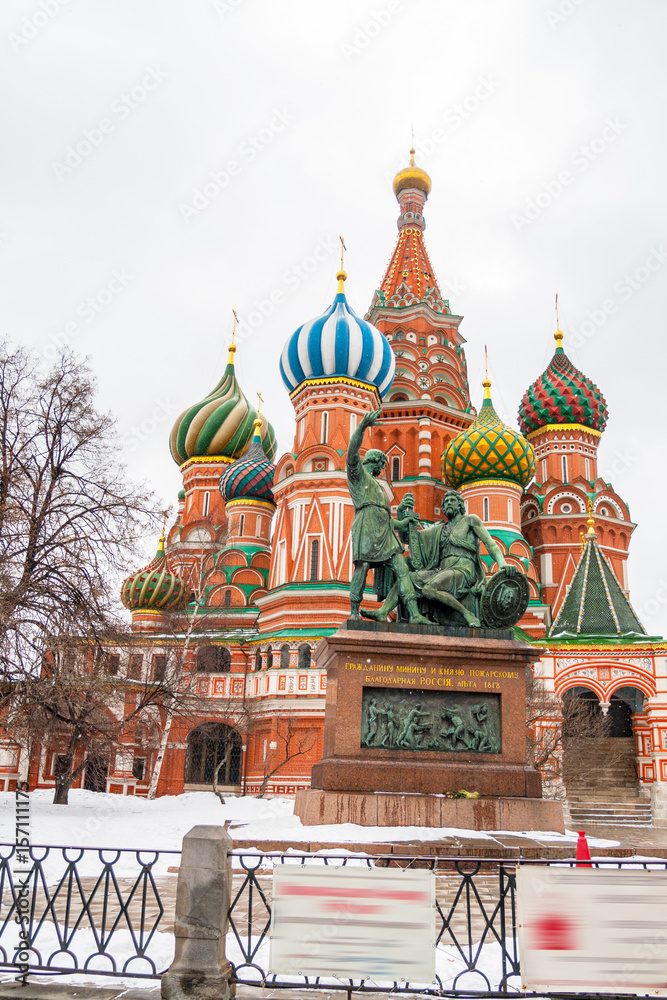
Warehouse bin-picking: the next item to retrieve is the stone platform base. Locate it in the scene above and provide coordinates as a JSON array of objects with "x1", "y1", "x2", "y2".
[{"x1": 295, "y1": 788, "x2": 565, "y2": 833}]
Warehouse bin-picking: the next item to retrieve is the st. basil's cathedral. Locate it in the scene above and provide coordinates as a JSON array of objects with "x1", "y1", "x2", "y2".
[{"x1": 19, "y1": 152, "x2": 667, "y2": 827}]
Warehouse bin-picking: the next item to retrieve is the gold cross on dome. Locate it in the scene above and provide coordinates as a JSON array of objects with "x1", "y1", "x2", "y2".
[
  {"x1": 339, "y1": 235, "x2": 346, "y2": 271},
  {"x1": 256, "y1": 391, "x2": 263, "y2": 418}
]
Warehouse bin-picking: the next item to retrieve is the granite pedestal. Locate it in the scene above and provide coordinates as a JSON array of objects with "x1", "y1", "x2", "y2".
[{"x1": 295, "y1": 623, "x2": 564, "y2": 833}]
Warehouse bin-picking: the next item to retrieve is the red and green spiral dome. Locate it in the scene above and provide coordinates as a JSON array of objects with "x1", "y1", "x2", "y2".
[{"x1": 518, "y1": 331, "x2": 608, "y2": 434}]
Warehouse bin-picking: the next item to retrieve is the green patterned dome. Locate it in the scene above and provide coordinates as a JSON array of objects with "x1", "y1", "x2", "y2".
[
  {"x1": 121, "y1": 536, "x2": 187, "y2": 612},
  {"x1": 443, "y1": 380, "x2": 536, "y2": 489},
  {"x1": 519, "y1": 331, "x2": 608, "y2": 434},
  {"x1": 170, "y1": 344, "x2": 276, "y2": 465}
]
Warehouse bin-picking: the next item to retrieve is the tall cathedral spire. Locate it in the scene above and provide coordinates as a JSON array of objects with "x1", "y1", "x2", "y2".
[{"x1": 377, "y1": 148, "x2": 446, "y2": 308}]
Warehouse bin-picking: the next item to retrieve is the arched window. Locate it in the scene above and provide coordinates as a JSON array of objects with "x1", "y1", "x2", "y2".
[
  {"x1": 391, "y1": 457, "x2": 400, "y2": 481},
  {"x1": 256, "y1": 515, "x2": 263, "y2": 536},
  {"x1": 239, "y1": 513, "x2": 245, "y2": 536},
  {"x1": 266, "y1": 647, "x2": 273, "y2": 669},
  {"x1": 561, "y1": 456, "x2": 569, "y2": 482},
  {"x1": 541, "y1": 459, "x2": 547, "y2": 482},
  {"x1": 298, "y1": 643, "x2": 312, "y2": 669},
  {"x1": 507, "y1": 498, "x2": 513, "y2": 523},
  {"x1": 585, "y1": 457, "x2": 591, "y2": 480},
  {"x1": 309, "y1": 538, "x2": 319, "y2": 581},
  {"x1": 203, "y1": 491, "x2": 210, "y2": 517},
  {"x1": 254, "y1": 649, "x2": 262, "y2": 671},
  {"x1": 185, "y1": 723, "x2": 242, "y2": 785},
  {"x1": 349, "y1": 412, "x2": 357, "y2": 434},
  {"x1": 321, "y1": 411, "x2": 329, "y2": 444},
  {"x1": 396, "y1": 330, "x2": 404, "y2": 341},
  {"x1": 280, "y1": 644, "x2": 290, "y2": 669},
  {"x1": 483, "y1": 497, "x2": 490, "y2": 522},
  {"x1": 223, "y1": 589, "x2": 231, "y2": 607},
  {"x1": 196, "y1": 645, "x2": 231, "y2": 673}
]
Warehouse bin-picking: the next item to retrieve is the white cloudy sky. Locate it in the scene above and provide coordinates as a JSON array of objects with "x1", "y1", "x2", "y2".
[{"x1": 2, "y1": 0, "x2": 666, "y2": 634}]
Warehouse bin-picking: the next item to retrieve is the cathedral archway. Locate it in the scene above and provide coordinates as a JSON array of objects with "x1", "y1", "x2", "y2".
[
  {"x1": 609, "y1": 686, "x2": 645, "y2": 738},
  {"x1": 185, "y1": 723, "x2": 242, "y2": 786}
]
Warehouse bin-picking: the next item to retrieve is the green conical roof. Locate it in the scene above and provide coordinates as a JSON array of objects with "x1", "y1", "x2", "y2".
[{"x1": 550, "y1": 533, "x2": 647, "y2": 641}]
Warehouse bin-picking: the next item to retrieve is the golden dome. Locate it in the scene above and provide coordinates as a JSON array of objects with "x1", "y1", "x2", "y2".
[{"x1": 392, "y1": 148, "x2": 432, "y2": 197}]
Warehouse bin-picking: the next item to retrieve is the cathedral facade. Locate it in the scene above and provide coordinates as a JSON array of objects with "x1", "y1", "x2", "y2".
[{"x1": 15, "y1": 153, "x2": 667, "y2": 824}]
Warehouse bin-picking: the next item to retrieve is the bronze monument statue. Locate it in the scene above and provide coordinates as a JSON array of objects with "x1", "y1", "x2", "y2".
[
  {"x1": 346, "y1": 409, "x2": 430, "y2": 624},
  {"x1": 362, "y1": 488, "x2": 527, "y2": 627}
]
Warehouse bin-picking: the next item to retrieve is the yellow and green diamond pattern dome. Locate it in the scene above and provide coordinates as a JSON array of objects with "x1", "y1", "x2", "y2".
[{"x1": 443, "y1": 380, "x2": 536, "y2": 489}]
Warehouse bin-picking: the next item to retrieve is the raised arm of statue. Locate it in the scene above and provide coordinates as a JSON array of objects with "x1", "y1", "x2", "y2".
[
  {"x1": 347, "y1": 410, "x2": 382, "y2": 462},
  {"x1": 346, "y1": 408, "x2": 382, "y2": 478}
]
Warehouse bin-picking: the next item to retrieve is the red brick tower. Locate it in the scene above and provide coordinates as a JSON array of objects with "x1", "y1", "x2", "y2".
[
  {"x1": 519, "y1": 326, "x2": 635, "y2": 615},
  {"x1": 259, "y1": 264, "x2": 394, "y2": 632},
  {"x1": 366, "y1": 149, "x2": 473, "y2": 524}
]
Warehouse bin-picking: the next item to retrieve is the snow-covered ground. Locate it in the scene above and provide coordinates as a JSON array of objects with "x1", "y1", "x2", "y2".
[
  {"x1": 0, "y1": 789, "x2": 620, "y2": 850},
  {"x1": 0, "y1": 790, "x2": 629, "y2": 990}
]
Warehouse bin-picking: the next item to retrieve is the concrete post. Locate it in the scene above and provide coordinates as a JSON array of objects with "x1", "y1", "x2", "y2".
[{"x1": 162, "y1": 825, "x2": 235, "y2": 1000}]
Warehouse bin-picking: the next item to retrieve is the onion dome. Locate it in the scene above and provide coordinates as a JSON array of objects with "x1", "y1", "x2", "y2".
[
  {"x1": 170, "y1": 341, "x2": 276, "y2": 465},
  {"x1": 121, "y1": 534, "x2": 187, "y2": 611},
  {"x1": 392, "y1": 147, "x2": 432, "y2": 197},
  {"x1": 443, "y1": 377, "x2": 536, "y2": 489},
  {"x1": 519, "y1": 329, "x2": 608, "y2": 434},
  {"x1": 280, "y1": 270, "x2": 395, "y2": 398},
  {"x1": 219, "y1": 418, "x2": 276, "y2": 504}
]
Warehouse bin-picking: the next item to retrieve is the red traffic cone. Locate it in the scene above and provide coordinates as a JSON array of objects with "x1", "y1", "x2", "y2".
[{"x1": 576, "y1": 830, "x2": 592, "y2": 867}]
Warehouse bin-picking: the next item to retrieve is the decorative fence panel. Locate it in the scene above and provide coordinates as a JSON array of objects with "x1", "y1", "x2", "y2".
[{"x1": 0, "y1": 844, "x2": 179, "y2": 980}]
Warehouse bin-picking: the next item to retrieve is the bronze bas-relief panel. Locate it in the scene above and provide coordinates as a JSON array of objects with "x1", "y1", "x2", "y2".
[{"x1": 361, "y1": 687, "x2": 501, "y2": 754}]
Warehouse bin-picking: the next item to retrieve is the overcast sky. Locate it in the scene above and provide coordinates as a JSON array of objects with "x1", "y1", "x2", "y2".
[{"x1": 2, "y1": 0, "x2": 666, "y2": 635}]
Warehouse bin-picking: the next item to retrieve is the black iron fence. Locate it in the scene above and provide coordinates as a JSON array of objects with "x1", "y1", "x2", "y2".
[
  {"x1": 0, "y1": 843, "x2": 179, "y2": 980},
  {"x1": 228, "y1": 851, "x2": 667, "y2": 998},
  {"x1": 1, "y1": 842, "x2": 666, "y2": 997}
]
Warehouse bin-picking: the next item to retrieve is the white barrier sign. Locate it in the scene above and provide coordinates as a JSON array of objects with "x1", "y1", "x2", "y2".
[
  {"x1": 518, "y1": 866, "x2": 667, "y2": 994},
  {"x1": 269, "y1": 865, "x2": 435, "y2": 982}
]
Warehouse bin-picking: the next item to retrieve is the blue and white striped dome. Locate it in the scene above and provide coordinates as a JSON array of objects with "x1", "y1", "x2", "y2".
[{"x1": 280, "y1": 289, "x2": 395, "y2": 398}]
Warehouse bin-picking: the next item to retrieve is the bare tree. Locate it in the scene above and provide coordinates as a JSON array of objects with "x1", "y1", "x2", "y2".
[
  {"x1": 257, "y1": 718, "x2": 318, "y2": 798},
  {"x1": 2, "y1": 641, "x2": 206, "y2": 804},
  {"x1": 0, "y1": 340, "x2": 160, "y2": 678}
]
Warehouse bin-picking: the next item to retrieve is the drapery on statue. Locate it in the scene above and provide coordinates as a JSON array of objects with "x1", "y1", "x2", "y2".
[
  {"x1": 346, "y1": 409, "x2": 430, "y2": 624},
  {"x1": 361, "y1": 488, "x2": 529, "y2": 629}
]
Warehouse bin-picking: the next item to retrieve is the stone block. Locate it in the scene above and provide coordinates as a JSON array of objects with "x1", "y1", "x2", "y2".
[{"x1": 162, "y1": 825, "x2": 235, "y2": 1000}]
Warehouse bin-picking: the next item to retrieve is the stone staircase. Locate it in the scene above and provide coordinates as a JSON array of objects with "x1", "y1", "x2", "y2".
[{"x1": 565, "y1": 737, "x2": 652, "y2": 827}]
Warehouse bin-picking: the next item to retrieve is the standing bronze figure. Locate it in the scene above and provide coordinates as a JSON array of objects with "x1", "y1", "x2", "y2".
[{"x1": 346, "y1": 409, "x2": 429, "y2": 624}]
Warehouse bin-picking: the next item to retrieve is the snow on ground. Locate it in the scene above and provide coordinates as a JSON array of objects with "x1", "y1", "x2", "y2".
[{"x1": 0, "y1": 789, "x2": 620, "y2": 850}]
